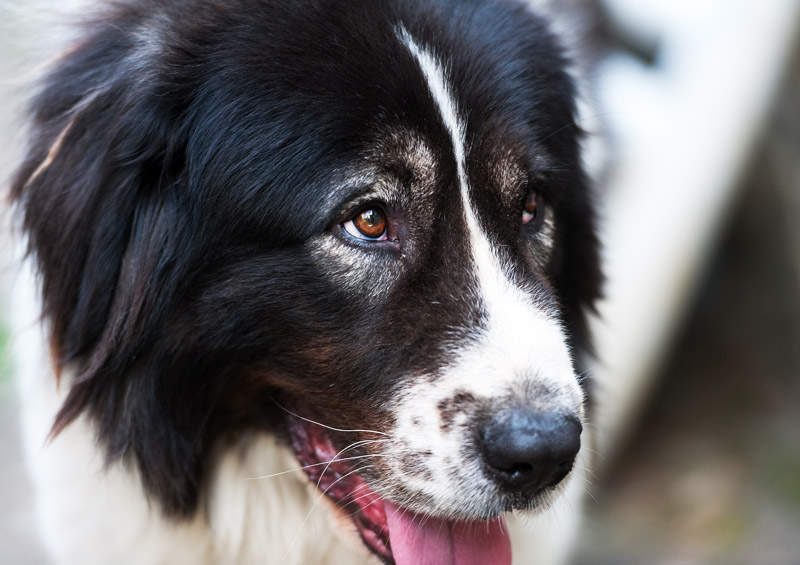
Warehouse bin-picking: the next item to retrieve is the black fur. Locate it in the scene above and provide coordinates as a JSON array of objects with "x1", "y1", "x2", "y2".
[{"x1": 12, "y1": 0, "x2": 601, "y2": 516}]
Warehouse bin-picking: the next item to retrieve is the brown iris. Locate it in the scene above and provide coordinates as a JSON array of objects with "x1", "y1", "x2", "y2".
[
  {"x1": 352, "y1": 208, "x2": 387, "y2": 239},
  {"x1": 522, "y1": 191, "x2": 538, "y2": 225}
]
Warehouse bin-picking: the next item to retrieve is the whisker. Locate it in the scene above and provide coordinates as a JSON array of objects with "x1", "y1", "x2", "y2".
[
  {"x1": 339, "y1": 473, "x2": 406, "y2": 508},
  {"x1": 319, "y1": 465, "x2": 372, "y2": 498},
  {"x1": 246, "y1": 448, "x2": 392, "y2": 481},
  {"x1": 282, "y1": 463, "x2": 377, "y2": 560},
  {"x1": 315, "y1": 439, "x2": 388, "y2": 492},
  {"x1": 343, "y1": 488, "x2": 378, "y2": 509},
  {"x1": 271, "y1": 398, "x2": 389, "y2": 436},
  {"x1": 342, "y1": 486, "x2": 410, "y2": 521},
  {"x1": 283, "y1": 466, "x2": 365, "y2": 561}
]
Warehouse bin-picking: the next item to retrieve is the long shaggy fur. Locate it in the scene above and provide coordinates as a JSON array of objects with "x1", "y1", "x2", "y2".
[{"x1": 10, "y1": 1, "x2": 602, "y2": 563}]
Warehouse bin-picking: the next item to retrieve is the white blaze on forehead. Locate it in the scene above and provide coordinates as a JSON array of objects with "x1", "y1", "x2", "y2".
[
  {"x1": 388, "y1": 29, "x2": 584, "y2": 511},
  {"x1": 400, "y1": 27, "x2": 535, "y2": 319},
  {"x1": 398, "y1": 27, "x2": 577, "y2": 394}
]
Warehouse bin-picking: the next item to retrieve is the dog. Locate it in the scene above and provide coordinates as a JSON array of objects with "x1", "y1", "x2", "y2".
[{"x1": 8, "y1": 0, "x2": 602, "y2": 563}]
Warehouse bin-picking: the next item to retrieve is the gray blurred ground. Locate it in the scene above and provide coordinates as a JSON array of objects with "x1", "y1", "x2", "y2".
[{"x1": 1, "y1": 27, "x2": 799, "y2": 565}]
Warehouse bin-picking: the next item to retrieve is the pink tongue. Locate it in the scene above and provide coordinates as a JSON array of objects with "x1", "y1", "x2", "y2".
[{"x1": 384, "y1": 502, "x2": 511, "y2": 565}]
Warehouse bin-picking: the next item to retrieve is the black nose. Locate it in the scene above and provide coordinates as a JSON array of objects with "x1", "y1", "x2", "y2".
[{"x1": 480, "y1": 409, "x2": 582, "y2": 494}]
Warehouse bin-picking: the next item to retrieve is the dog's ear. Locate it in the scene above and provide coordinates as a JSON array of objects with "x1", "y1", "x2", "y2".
[
  {"x1": 510, "y1": 20, "x2": 603, "y2": 365},
  {"x1": 549, "y1": 165, "x2": 603, "y2": 363},
  {"x1": 11, "y1": 21, "x2": 212, "y2": 514}
]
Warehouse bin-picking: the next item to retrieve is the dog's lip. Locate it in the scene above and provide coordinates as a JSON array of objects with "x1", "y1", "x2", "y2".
[
  {"x1": 284, "y1": 412, "x2": 513, "y2": 565},
  {"x1": 285, "y1": 414, "x2": 393, "y2": 562}
]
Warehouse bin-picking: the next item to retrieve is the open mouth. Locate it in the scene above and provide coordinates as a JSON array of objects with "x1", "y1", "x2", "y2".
[{"x1": 286, "y1": 414, "x2": 513, "y2": 565}]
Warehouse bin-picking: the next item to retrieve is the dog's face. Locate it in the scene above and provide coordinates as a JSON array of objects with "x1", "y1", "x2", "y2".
[{"x1": 13, "y1": 0, "x2": 600, "y2": 563}]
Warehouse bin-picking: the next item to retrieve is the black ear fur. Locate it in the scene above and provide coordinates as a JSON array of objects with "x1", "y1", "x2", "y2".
[
  {"x1": 550, "y1": 163, "x2": 603, "y2": 366},
  {"x1": 11, "y1": 18, "x2": 212, "y2": 514}
]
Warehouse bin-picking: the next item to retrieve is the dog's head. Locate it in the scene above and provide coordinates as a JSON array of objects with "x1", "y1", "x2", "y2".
[{"x1": 13, "y1": 0, "x2": 601, "y2": 563}]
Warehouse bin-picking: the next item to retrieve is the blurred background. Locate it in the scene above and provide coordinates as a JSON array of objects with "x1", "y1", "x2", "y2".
[
  {"x1": 1, "y1": 1, "x2": 799, "y2": 564},
  {"x1": 575, "y1": 1, "x2": 800, "y2": 563},
  {"x1": 576, "y1": 25, "x2": 800, "y2": 565}
]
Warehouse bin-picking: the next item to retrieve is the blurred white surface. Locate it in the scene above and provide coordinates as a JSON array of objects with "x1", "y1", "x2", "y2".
[{"x1": 591, "y1": 0, "x2": 800, "y2": 457}]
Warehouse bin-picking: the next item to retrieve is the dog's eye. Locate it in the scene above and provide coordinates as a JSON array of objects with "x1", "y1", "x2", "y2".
[
  {"x1": 521, "y1": 190, "x2": 540, "y2": 226},
  {"x1": 343, "y1": 207, "x2": 388, "y2": 240}
]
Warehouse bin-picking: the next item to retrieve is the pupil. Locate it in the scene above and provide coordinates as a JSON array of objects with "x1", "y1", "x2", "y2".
[{"x1": 362, "y1": 209, "x2": 379, "y2": 226}]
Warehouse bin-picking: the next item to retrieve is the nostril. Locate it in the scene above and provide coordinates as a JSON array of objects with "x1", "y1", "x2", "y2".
[
  {"x1": 492, "y1": 462, "x2": 535, "y2": 484},
  {"x1": 508, "y1": 463, "x2": 533, "y2": 475},
  {"x1": 480, "y1": 409, "x2": 581, "y2": 495}
]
